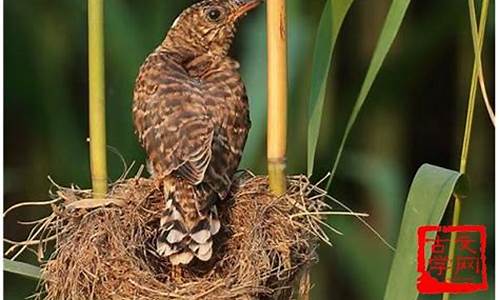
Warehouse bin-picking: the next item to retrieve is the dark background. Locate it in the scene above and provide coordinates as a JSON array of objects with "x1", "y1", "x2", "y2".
[{"x1": 4, "y1": 0, "x2": 495, "y2": 299}]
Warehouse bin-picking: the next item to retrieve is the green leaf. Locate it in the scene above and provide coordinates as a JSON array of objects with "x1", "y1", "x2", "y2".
[
  {"x1": 3, "y1": 258, "x2": 42, "y2": 281},
  {"x1": 326, "y1": 0, "x2": 411, "y2": 188},
  {"x1": 307, "y1": 0, "x2": 354, "y2": 177},
  {"x1": 383, "y1": 164, "x2": 466, "y2": 300}
]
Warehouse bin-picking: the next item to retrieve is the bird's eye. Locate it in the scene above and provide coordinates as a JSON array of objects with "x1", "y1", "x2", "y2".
[{"x1": 207, "y1": 8, "x2": 222, "y2": 22}]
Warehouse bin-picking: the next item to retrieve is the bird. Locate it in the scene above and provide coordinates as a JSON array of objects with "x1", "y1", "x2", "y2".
[{"x1": 132, "y1": 0, "x2": 261, "y2": 265}]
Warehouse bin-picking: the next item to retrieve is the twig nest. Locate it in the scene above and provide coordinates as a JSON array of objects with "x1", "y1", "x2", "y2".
[{"x1": 40, "y1": 174, "x2": 328, "y2": 299}]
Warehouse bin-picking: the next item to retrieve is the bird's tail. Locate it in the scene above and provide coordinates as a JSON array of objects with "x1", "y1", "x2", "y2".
[{"x1": 156, "y1": 177, "x2": 221, "y2": 265}]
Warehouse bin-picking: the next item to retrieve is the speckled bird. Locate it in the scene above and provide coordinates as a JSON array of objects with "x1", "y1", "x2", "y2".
[{"x1": 132, "y1": 0, "x2": 261, "y2": 265}]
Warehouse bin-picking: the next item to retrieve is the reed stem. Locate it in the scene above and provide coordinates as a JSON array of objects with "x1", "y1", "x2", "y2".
[
  {"x1": 442, "y1": 1, "x2": 488, "y2": 299},
  {"x1": 266, "y1": 0, "x2": 288, "y2": 196},
  {"x1": 88, "y1": 0, "x2": 108, "y2": 198}
]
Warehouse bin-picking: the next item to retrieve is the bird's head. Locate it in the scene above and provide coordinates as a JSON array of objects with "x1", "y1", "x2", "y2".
[{"x1": 163, "y1": 0, "x2": 262, "y2": 58}]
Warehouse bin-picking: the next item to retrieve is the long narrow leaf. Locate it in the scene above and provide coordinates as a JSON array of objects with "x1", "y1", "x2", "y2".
[
  {"x1": 307, "y1": 0, "x2": 354, "y2": 177},
  {"x1": 4, "y1": 258, "x2": 42, "y2": 281},
  {"x1": 383, "y1": 164, "x2": 466, "y2": 300},
  {"x1": 326, "y1": 0, "x2": 411, "y2": 188}
]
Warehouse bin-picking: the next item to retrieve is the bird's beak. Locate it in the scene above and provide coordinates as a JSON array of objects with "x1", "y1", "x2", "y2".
[{"x1": 233, "y1": 0, "x2": 262, "y2": 20}]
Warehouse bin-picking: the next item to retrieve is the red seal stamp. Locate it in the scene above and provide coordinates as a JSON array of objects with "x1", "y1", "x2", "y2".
[{"x1": 417, "y1": 225, "x2": 487, "y2": 294}]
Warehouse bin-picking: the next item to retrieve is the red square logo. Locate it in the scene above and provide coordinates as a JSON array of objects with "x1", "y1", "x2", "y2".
[{"x1": 417, "y1": 225, "x2": 487, "y2": 294}]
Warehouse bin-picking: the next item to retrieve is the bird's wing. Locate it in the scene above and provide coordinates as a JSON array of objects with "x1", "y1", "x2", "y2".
[
  {"x1": 199, "y1": 58, "x2": 251, "y2": 200},
  {"x1": 133, "y1": 53, "x2": 213, "y2": 184}
]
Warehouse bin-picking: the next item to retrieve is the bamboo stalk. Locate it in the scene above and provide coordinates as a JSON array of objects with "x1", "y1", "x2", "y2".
[
  {"x1": 266, "y1": 0, "x2": 287, "y2": 196},
  {"x1": 88, "y1": 0, "x2": 108, "y2": 198},
  {"x1": 266, "y1": 0, "x2": 308, "y2": 298},
  {"x1": 442, "y1": 1, "x2": 489, "y2": 299}
]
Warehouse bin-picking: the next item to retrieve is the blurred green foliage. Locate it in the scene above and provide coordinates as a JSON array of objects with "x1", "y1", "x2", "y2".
[{"x1": 4, "y1": 0, "x2": 494, "y2": 299}]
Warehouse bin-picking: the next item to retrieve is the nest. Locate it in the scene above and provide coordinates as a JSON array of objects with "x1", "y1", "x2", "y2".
[{"x1": 7, "y1": 173, "x2": 332, "y2": 300}]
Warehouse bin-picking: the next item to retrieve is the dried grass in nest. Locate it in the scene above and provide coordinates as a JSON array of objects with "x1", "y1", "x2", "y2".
[{"x1": 7, "y1": 174, "x2": 334, "y2": 300}]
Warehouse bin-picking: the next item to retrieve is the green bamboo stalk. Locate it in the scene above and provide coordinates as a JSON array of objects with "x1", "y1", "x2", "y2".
[
  {"x1": 88, "y1": 0, "x2": 108, "y2": 198},
  {"x1": 442, "y1": 1, "x2": 489, "y2": 299}
]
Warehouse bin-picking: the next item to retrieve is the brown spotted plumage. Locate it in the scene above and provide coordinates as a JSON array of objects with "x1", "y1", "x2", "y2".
[{"x1": 132, "y1": 0, "x2": 261, "y2": 265}]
